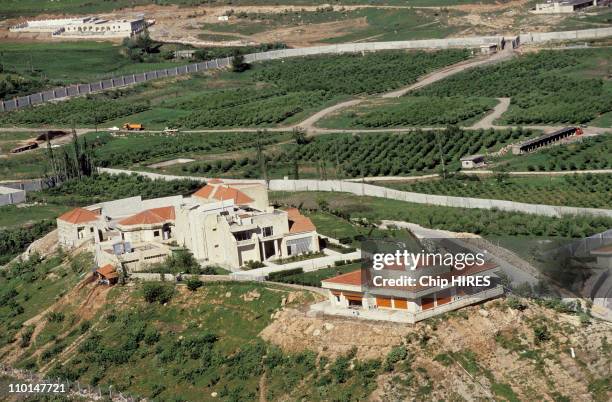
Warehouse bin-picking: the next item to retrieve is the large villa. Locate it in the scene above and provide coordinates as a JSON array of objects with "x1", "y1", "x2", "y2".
[
  {"x1": 56, "y1": 179, "x2": 504, "y2": 322},
  {"x1": 57, "y1": 179, "x2": 320, "y2": 272}
]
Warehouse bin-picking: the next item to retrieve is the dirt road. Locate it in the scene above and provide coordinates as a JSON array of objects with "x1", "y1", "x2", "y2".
[{"x1": 468, "y1": 97, "x2": 511, "y2": 129}]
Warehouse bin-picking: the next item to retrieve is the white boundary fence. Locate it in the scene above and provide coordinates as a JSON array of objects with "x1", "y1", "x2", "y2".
[
  {"x1": 98, "y1": 168, "x2": 612, "y2": 219},
  {"x1": 2, "y1": 27, "x2": 611, "y2": 112}
]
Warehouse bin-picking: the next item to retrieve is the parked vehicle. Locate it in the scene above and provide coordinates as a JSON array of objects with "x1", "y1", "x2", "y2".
[{"x1": 122, "y1": 123, "x2": 144, "y2": 131}]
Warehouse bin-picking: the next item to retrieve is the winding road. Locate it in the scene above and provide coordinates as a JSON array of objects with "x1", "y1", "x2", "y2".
[{"x1": 1, "y1": 46, "x2": 611, "y2": 148}]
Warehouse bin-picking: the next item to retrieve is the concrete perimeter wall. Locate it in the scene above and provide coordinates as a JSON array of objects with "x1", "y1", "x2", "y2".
[
  {"x1": 2, "y1": 27, "x2": 610, "y2": 113},
  {"x1": 268, "y1": 179, "x2": 612, "y2": 219},
  {"x1": 98, "y1": 168, "x2": 612, "y2": 219},
  {"x1": 519, "y1": 27, "x2": 612, "y2": 44}
]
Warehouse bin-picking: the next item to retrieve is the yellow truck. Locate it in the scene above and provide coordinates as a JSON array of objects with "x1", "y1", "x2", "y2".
[{"x1": 122, "y1": 123, "x2": 144, "y2": 131}]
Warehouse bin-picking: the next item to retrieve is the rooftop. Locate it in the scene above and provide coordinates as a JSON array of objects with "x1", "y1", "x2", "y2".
[
  {"x1": 193, "y1": 184, "x2": 254, "y2": 205},
  {"x1": 118, "y1": 206, "x2": 175, "y2": 226},
  {"x1": 285, "y1": 208, "x2": 317, "y2": 234},
  {"x1": 96, "y1": 264, "x2": 118, "y2": 279},
  {"x1": 58, "y1": 208, "x2": 99, "y2": 224}
]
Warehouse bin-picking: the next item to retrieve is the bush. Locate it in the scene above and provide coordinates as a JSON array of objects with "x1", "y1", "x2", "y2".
[
  {"x1": 47, "y1": 311, "x2": 65, "y2": 323},
  {"x1": 243, "y1": 260, "x2": 265, "y2": 270},
  {"x1": 267, "y1": 268, "x2": 304, "y2": 281},
  {"x1": 142, "y1": 283, "x2": 174, "y2": 304},
  {"x1": 533, "y1": 325, "x2": 551, "y2": 344},
  {"x1": 186, "y1": 278, "x2": 203, "y2": 292}
]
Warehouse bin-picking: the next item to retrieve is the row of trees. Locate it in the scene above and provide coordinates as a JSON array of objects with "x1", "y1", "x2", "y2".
[
  {"x1": 0, "y1": 96, "x2": 150, "y2": 126},
  {"x1": 179, "y1": 127, "x2": 531, "y2": 179},
  {"x1": 417, "y1": 49, "x2": 612, "y2": 124},
  {"x1": 347, "y1": 96, "x2": 495, "y2": 127},
  {"x1": 254, "y1": 49, "x2": 470, "y2": 96},
  {"x1": 392, "y1": 174, "x2": 611, "y2": 209}
]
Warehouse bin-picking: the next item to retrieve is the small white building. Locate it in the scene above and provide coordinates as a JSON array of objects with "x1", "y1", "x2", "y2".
[
  {"x1": 533, "y1": 0, "x2": 596, "y2": 14},
  {"x1": 11, "y1": 16, "x2": 149, "y2": 38},
  {"x1": 0, "y1": 186, "x2": 26, "y2": 206},
  {"x1": 460, "y1": 154, "x2": 485, "y2": 169}
]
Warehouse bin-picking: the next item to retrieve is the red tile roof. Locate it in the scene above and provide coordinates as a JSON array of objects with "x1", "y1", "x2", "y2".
[
  {"x1": 213, "y1": 186, "x2": 253, "y2": 204},
  {"x1": 96, "y1": 264, "x2": 118, "y2": 279},
  {"x1": 118, "y1": 206, "x2": 175, "y2": 226},
  {"x1": 193, "y1": 185, "x2": 215, "y2": 199},
  {"x1": 193, "y1": 184, "x2": 254, "y2": 205},
  {"x1": 58, "y1": 208, "x2": 99, "y2": 224},
  {"x1": 208, "y1": 178, "x2": 224, "y2": 184},
  {"x1": 285, "y1": 208, "x2": 316, "y2": 234},
  {"x1": 323, "y1": 269, "x2": 363, "y2": 286}
]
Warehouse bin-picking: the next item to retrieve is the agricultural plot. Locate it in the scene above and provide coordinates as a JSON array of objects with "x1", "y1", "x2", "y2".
[
  {"x1": 0, "y1": 41, "x2": 185, "y2": 98},
  {"x1": 175, "y1": 128, "x2": 535, "y2": 179},
  {"x1": 203, "y1": 7, "x2": 464, "y2": 43},
  {"x1": 89, "y1": 131, "x2": 290, "y2": 167},
  {"x1": 319, "y1": 96, "x2": 497, "y2": 128},
  {"x1": 415, "y1": 48, "x2": 612, "y2": 125},
  {"x1": 499, "y1": 135, "x2": 612, "y2": 172},
  {"x1": 0, "y1": 49, "x2": 470, "y2": 129},
  {"x1": 382, "y1": 174, "x2": 612, "y2": 209},
  {"x1": 271, "y1": 191, "x2": 612, "y2": 238},
  {"x1": 32, "y1": 173, "x2": 201, "y2": 206},
  {"x1": 0, "y1": 150, "x2": 47, "y2": 180},
  {"x1": 0, "y1": 1, "x2": 504, "y2": 18}
]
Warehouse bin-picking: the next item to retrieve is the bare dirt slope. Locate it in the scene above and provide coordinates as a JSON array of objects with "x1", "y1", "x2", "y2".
[
  {"x1": 261, "y1": 299, "x2": 611, "y2": 401},
  {"x1": 0, "y1": 1, "x2": 587, "y2": 47}
]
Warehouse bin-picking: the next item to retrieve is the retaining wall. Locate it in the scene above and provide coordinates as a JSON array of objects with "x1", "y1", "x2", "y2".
[
  {"x1": 2, "y1": 27, "x2": 610, "y2": 113},
  {"x1": 267, "y1": 179, "x2": 612, "y2": 219},
  {"x1": 98, "y1": 168, "x2": 612, "y2": 219}
]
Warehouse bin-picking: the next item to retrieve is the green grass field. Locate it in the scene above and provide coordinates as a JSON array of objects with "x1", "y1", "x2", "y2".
[
  {"x1": 0, "y1": 41, "x2": 183, "y2": 96},
  {"x1": 0, "y1": 204, "x2": 69, "y2": 228},
  {"x1": 381, "y1": 174, "x2": 612, "y2": 209}
]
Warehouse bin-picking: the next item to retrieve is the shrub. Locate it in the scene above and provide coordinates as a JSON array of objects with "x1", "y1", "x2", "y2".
[
  {"x1": 47, "y1": 311, "x2": 65, "y2": 323},
  {"x1": 186, "y1": 278, "x2": 203, "y2": 292},
  {"x1": 533, "y1": 325, "x2": 551, "y2": 344},
  {"x1": 142, "y1": 283, "x2": 174, "y2": 304}
]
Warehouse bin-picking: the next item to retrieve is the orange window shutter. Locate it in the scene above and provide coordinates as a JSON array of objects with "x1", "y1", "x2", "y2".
[
  {"x1": 376, "y1": 297, "x2": 392, "y2": 308},
  {"x1": 394, "y1": 298, "x2": 408, "y2": 309}
]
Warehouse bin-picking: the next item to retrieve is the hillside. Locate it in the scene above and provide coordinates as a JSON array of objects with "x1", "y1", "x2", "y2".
[{"x1": 0, "y1": 251, "x2": 610, "y2": 401}]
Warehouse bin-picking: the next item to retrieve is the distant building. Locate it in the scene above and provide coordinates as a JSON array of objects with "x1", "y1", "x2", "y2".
[
  {"x1": 0, "y1": 186, "x2": 26, "y2": 206},
  {"x1": 511, "y1": 127, "x2": 582, "y2": 155},
  {"x1": 10, "y1": 16, "x2": 150, "y2": 38},
  {"x1": 57, "y1": 179, "x2": 319, "y2": 272},
  {"x1": 479, "y1": 44, "x2": 498, "y2": 55},
  {"x1": 533, "y1": 0, "x2": 597, "y2": 14},
  {"x1": 460, "y1": 154, "x2": 485, "y2": 169}
]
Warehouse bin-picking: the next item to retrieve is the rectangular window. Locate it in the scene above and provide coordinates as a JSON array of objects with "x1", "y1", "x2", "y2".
[
  {"x1": 154, "y1": 230, "x2": 160, "y2": 237},
  {"x1": 263, "y1": 226, "x2": 273, "y2": 237}
]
